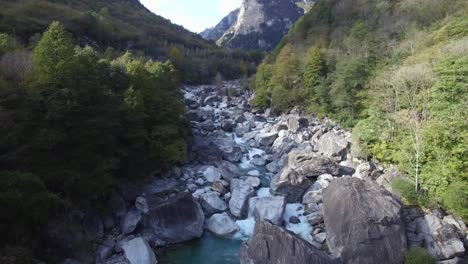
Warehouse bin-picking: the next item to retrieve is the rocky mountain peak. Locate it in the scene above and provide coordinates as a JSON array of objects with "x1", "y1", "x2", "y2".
[{"x1": 201, "y1": 0, "x2": 314, "y2": 50}]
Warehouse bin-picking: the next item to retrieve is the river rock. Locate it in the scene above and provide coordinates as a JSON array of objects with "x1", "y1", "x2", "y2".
[
  {"x1": 270, "y1": 150, "x2": 341, "y2": 202},
  {"x1": 199, "y1": 191, "x2": 227, "y2": 215},
  {"x1": 253, "y1": 196, "x2": 286, "y2": 225},
  {"x1": 218, "y1": 160, "x2": 240, "y2": 180},
  {"x1": 121, "y1": 237, "x2": 157, "y2": 264},
  {"x1": 121, "y1": 209, "x2": 142, "y2": 235},
  {"x1": 255, "y1": 132, "x2": 278, "y2": 146},
  {"x1": 202, "y1": 166, "x2": 222, "y2": 182},
  {"x1": 376, "y1": 166, "x2": 403, "y2": 191},
  {"x1": 222, "y1": 145, "x2": 243, "y2": 162},
  {"x1": 82, "y1": 212, "x2": 104, "y2": 240},
  {"x1": 415, "y1": 214, "x2": 465, "y2": 260},
  {"x1": 315, "y1": 131, "x2": 348, "y2": 158},
  {"x1": 206, "y1": 212, "x2": 239, "y2": 236},
  {"x1": 143, "y1": 192, "x2": 204, "y2": 243},
  {"x1": 287, "y1": 115, "x2": 309, "y2": 132},
  {"x1": 203, "y1": 95, "x2": 220, "y2": 106},
  {"x1": 229, "y1": 179, "x2": 255, "y2": 218},
  {"x1": 240, "y1": 221, "x2": 334, "y2": 264},
  {"x1": 135, "y1": 196, "x2": 149, "y2": 214},
  {"x1": 322, "y1": 177, "x2": 407, "y2": 264},
  {"x1": 354, "y1": 162, "x2": 378, "y2": 180}
]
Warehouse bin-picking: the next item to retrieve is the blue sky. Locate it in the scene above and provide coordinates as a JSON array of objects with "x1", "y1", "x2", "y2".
[{"x1": 140, "y1": 0, "x2": 242, "y2": 33}]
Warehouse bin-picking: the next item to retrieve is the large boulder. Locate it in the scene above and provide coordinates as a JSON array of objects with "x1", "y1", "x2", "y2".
[
  {"x1": 143, "y1": 192, "x2": 204, "y2": 243},
  {"x1": 415, "y1": 214, "x2": 465, "y2": 260},
  {"x1": 376, "y1": 166, "x2": 403, "y2": 192},
  {"x1": 253, "y1": 196, "x2": 286, "y2": 225},
  {"x1": 315, "y1": 131, "x2": 348, "y2": 158},
  {"x1": 121, "y1": 237, "x2": 157, "y2": 264},
  {"x1": 255, "y1": 132, "x2": 278, "y2": 147},
  {"x1": 218, "y1": 160, "x2": 240, "y2": 180},
  {"x1": 199, "y1": 191, "x2": 228, "y2": 215},
  {"x1": 121, "y1": 209, "x2": 142, "y2": 235},
  {"x1": 270, "y1": 150, "x2": 341, "y2": 202},
  {"x1": 206, "y1": 212, "x2": 239, "y2": 236},
  {"x1": 240, "y1": 221, "x2": 335, "y2": 264},
  {"x1": 322, "y1": 177, "x2": 407, "y2": 264},
  {"x1": 229, "y1": 179, "x2": 255, "y2": 218}
]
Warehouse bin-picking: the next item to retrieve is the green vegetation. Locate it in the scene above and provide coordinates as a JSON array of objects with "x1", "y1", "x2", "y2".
[
  {"x1": 404, "y1": 247, "x2": 436, "y2": 264},
  {"x1": 252, "y1": 0, "x2": 468, "y2": 219},
  {"x1": 0, "y1": 22, "x2": 190, "y2": 251},
  {"x1": 0, "y1": 0, "x2": 262, "y2": 84}
]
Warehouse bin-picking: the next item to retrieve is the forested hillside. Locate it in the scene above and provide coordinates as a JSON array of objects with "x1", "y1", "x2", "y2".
[
  {"x1": 251, "y1": 0, "x2": 467, "y2": 219},
  {"x1": 0, "y1": 0, "x2": 262, "y2": 83}
]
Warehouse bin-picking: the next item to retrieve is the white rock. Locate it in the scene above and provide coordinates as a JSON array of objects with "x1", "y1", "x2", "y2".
[
  {"x1": 122, "y1": 237, "x2": 157, "y2": 264},
  {"x1": 206, "y1": 212, "x2": 239, "y2": 236},
  {"x1": 253, "y1": 196, "x2": 286, "y2": 225}
]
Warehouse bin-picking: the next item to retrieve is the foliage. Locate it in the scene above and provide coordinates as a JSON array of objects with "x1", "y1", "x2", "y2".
[
  {"x1": 251, "y1": 0, "x2": 467, "y2": 219},
  {"x1": 392, "y1": 178, "x2": 431, "y2": 208},
  {"x1": 0, "y1": 0, "x2": 262, "y2": 84},
  {"x1": 404, "y1": 247, "x2": 436, "y2": 264},
  {"x1": 0, "y1": 22, "x2": 190, "y2": 252},
  {"x1": 0, "y1": 171, "x2": 63, "y2": 247}
]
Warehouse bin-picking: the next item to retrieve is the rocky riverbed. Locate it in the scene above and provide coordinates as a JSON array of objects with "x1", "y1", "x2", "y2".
[{"x1": 61, "y1": 80, "x2": 467, "y2": 264}]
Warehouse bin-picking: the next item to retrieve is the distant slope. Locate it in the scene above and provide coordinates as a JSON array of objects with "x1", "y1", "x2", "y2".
[
  {"x1": 0, "y1": 0, "x2": 262, "y2": 83},
  {"x1": 200, "y1": 8, "x2": 239, "y2": 41}
]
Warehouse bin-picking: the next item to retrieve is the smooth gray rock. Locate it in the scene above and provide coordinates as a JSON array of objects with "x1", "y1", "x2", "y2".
[
  {"x1": 253, "y1": 196, "x2": 286, "y2": 225},
  {"x1": 218, "y1": 160, "x2": 240, "y2": 180},
  {"x1": 121, "y1": 209, "x2": 142, "y2": 235},
  {"x1": 416, "y1": 214, "x2": 465, "y2": 260},
  {"x1": 270, "y1": 150, "x2": 341, "y2": 202},
  {"x1": 354, "y1": 162, "x2": 377, "y2": 180},
  {"x1": 143, "y1": 192, "x2": 204, "y2": 243},
  {"x1": 121, "y1": 237, "x2": 157, "y2": 264},
  {"x1": 229, "y1": 179, "x2": 255, "y2": 218},
  {"x1": 200, "y1": 191, "x2": 228, "y2": 215},
  {"x1": 322, "y1": 177, "x2": 407, "y2": 264},
  {"x1": 376, "y1": 166, "x2": 403, "y2": 191},
  {"x1": 240, "y1": 221, "x2": 335, "y2": 264},
  {"x1": 206, "y1": 212, "x2": 239, "y2": 236},
  {"x1": 255, "y1": 132, "x2": 278, "y2": 146},
  {"x1": 315, "y1": 131, "x2": 348, "y2": 158},
  {"x1": 222, "y1": 145, "x2": 243, "y2": 162},
  {"x1": 202, "y1": 166, "x2": 222, "y2": 182}
]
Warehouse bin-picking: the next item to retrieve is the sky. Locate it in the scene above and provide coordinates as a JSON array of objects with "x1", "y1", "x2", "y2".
[{"x1": 140, "y1": 0, "x2": 242, "y2": 33}]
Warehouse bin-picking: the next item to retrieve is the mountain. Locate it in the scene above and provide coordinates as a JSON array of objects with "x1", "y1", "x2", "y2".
[
  {"x1": 0, "y1": 0, "x2": 261, "y2": 83},
  {"x1": 200, "y1": 9, "x2": 239, "y2": 41},
  {"x1": 202, "y1": 0, "x2": 314, "y2": 51}
]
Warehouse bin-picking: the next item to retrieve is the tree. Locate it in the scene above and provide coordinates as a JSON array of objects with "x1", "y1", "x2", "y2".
[
  {"x1": 394, "y1": 64, "x2": 434, "y2": 191},
  {"x1": 270, "y1": 44, "x2": 302, "y2": 92},
  {"x1": 303, "y1": 46, "x2": 326, "y2": 111},
  {"x1": 31, "y1": 21, "x2": 75, "y2": 86}
]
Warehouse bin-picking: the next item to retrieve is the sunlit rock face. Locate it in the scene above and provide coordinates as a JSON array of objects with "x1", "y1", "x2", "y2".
[
  {"x1": 200, "y1": 9, "x2": 240, "y2": 41},
  {"x1": 215, "y1": 0, "x2": 309, "y2": 50}
]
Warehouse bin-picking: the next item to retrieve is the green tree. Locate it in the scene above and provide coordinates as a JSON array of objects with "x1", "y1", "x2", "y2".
[
  {"x1": 31, "y1": 21, "x2": 75, "y2": 86},
  {"x1": 303, "y1": 46, "x2": 327, "y2": 112},
  {"x1": 0, "y1": 171, "x2": 63, "y2": 246}
]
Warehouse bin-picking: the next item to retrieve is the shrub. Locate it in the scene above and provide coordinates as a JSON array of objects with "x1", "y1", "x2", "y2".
[
  {"x1": 442, "y1": 181, "x2": 468, "y2": 221},
  {"x1": 392, "y1": 178, "x2": 431, "y2": 208},
  {"x1": 0, "y1": 171, "x2": 63, "y2": 246},
  {"x1": 404, "y1": 247, "x2": 436, "y2": 264}
]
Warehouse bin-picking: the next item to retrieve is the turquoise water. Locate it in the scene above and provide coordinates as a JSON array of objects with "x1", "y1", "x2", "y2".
[{"x1": 158, "y1": 233, "x2": 243, "y2": 264}]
